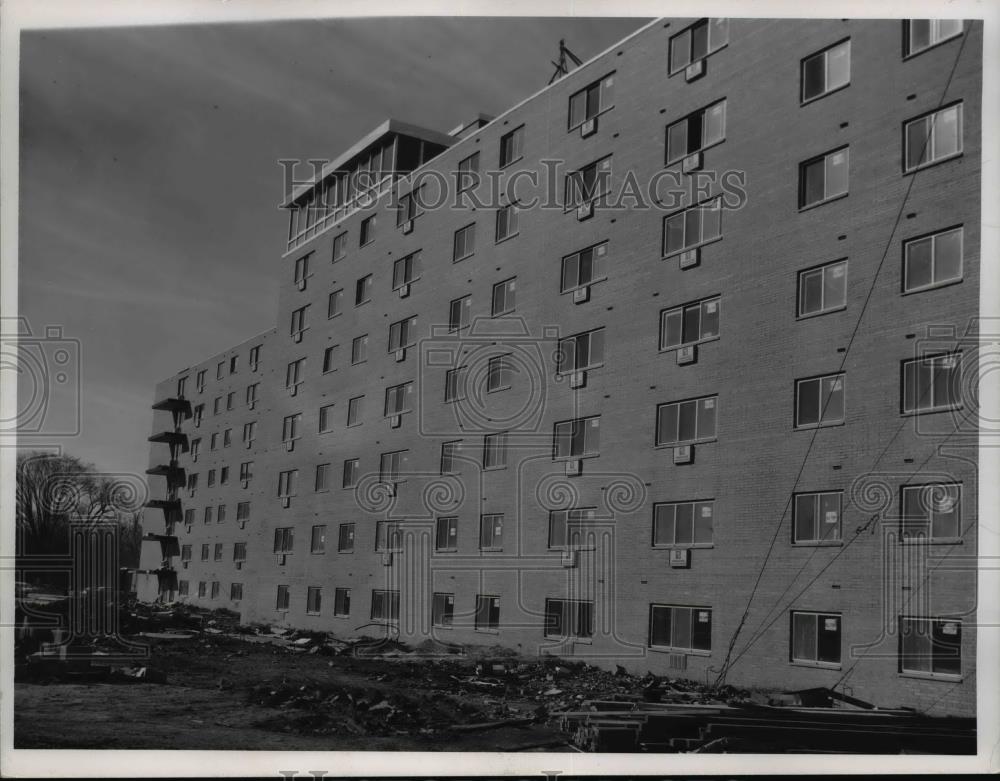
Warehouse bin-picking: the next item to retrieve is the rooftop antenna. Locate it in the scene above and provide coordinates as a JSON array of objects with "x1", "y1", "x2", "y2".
[{"x1": 548, "y1": 39, "x2": 584, "y2": 84}]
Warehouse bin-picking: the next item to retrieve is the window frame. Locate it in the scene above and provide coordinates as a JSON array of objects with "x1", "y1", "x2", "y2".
[
  {"x1": 567, "y1": 72, "x2": 616, "y2": 131},
  {"x1": 668, "y1": 18, "x2": 729, "y2": 75},
  {"x1": 658, "y1": 296, "x2": 721, "y2": 351},
  {"x1": 435, "y1": 515, "x2": 459, "y2": 552},
  {"x1": 474, "y1": 595, "x2": 501, "y2": 632},
  {"x1": 453, "y1": 223, "x2": 477, "y2": 262},
  {"x1": 902, "y1": 226, "x2": 964, "y2": 294},
  {"x1": 651, "y1": 500, "x2": 715, "y2": 549},
  {"x1": 900, "y1": 482, "x2": 962, "y2": 543},
  {"x1": 495, "y1": 202, "x2": 520, "y2": 243},
  {"x1": 797, "y1": 259, "x2": 848, "y2": 319},
  {"x1": 306, "y1": 586, "x2": 322, "y2": 615},
  {"x1": 665, "y1": 99, "x2": 727, "y2": 165},
  {"x1": 798, "y1": 146, "x2": 850, "y2": 210},
  {"x1": 560, "y1": 241, "x2": 609, "y2": 293},
  {"x1": 482, "y1": 432, "x2": 508, "y2": 470},
  {"x1": 359, "y1": 214, "x2": 376, "y2": 247},
  {"x1": 327, "y1": 288, "x2": 344, "y2": 319},
  {"x1": 800, "y1": 38, "x2": 851, "y2": 105},
  {"x1": 556, "y1": 328, "x2": 606, "y2": 374},
  {"x1": 370, "y1": 589, "x2": 400, "y2": 623},
  {"x1": 552, "y1": 415, "x2": 601, "y2": 460},
  {"x1": 794, "y1": 373, "x2": 846, "y2": 429},
  {"x1": 903, "y1": 103, "x2": 963, "y2": 174},
  {"x1": 900, "y1": 353, "x2": 962, "y2": 415},
  {"x1": 662, "y1": 196, "x2": 723, "y2": 258},
  {"x1": 499, "y1": 125, "x2": 525, "y2": 169},
  {"x1": 648, "y1": 603, "x2": 713, "y2": 654},
  {"x1": 655, "y1": 395, "x2": 718, "y2": 447},
  {"x1": 431, "y1": 592, "x2": 455, "y2": 627},
  {"x1": 564, "y1": 155, "x2": 612, "y2": 210},
  {"x1": 338, "y1": 522, "x2": 356, "y2": 553},
  {"x1": 544, "y1": 597, "x2": 595, "y2": 640},
  {"x1": 792, "y1": 490, "x2": 844, "y2": 545},
  {"x1": 903, "y1": 19, "x2": 963, "y2": 59},
  {"x1": 898, "y1": 615, "x2": 962, "y2": 679},
  {"x1": 790, "y1": 611, "x2": 843, "y2": 668},
  {"x1": 479, "y1": 513, "x2": 504, "y2": 551}
]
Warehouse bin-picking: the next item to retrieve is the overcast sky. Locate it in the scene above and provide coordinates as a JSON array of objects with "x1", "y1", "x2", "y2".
[{"x1": 16, "y1": 16, "x2": 646, "y2": 479}]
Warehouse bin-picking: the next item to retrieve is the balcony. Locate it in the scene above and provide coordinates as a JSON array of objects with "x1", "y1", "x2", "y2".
[
  {"x1": 151, "y1": 397, "x2": 192, "y2": 419},
  {"x1": 148, "y1": 431, "x2": 190, "y2": 451},
  {"x1": 145, "y1": 463, "x2": 186, "y2": 490}
]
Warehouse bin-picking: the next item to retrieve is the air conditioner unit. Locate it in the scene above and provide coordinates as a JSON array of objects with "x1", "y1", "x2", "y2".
[
  {"x1": 248, "y1": 400, "x2": 256, "y2": 410},
  {"x1": 245, "y1": 440, "x2": 253, "y2": 449},
  {"x1": 281, "y1": 496, "x2": 291, "y2": 509},
  {"x1": 192, "y1": 454, "x2": 198, "y2": 462},
  {"x1": 188, "y1": 488, "x2": 196, "y2": 498},
  {"x1": 565, "y1": 459, "x2": 583, "y2": 477},
  {"x1": 682, "y1": 152, "x2": 703, "y2": 173},
  {"x1": 250, "y1": 363, "x2": 258, "y2": 373},
  {"x1": 382, "y1": 552, "x2": 393, "y2": 567},
  {"x1": 685, "y1": 59, "x2": 705, "y2": 82},
  {"x1": 580, "y1": 117, "x2": 597, "y2": 138},
  {"x1": 402, "y1": 219, "x2": 413, "y2": 235},
  {"x1": 573, "y1": 286, "x2": 590, "y2": 304},
  {"x1": 576, "y1": 201, "x2": 594, "y2": 221},
  {"x1": 679, "y1": 248, "x2": 700, "y2": 270},
  {"x1": 395, "y1": 348, "x2": 406, "y2": 362},
  {"x1": 670, "y1": 548, "x2": 691, "y2": 568},
  {"x1": 289, "y1": 384, "x2": 298, "y2": 397},
  {"x1": 285, "y1": 440, "x2": 295, "y2": 452},
  {"x1": 293, "y1": 331, "x2": 303, "y2": 343},
  {"x1": 182, "y1": 561, "x2": 189, "y2": 569},
  {"x1": 235, "y1": 561, "x2": 243, "y2": 570},
  {"x1": 241, "y1": 479, "x2": 249, "y2": 489},
  {"x1": 667, "y1": 652, "x2": 687, "y2": 670},
  {"x1": 389, "y1": 414, "x2": 401, "y2": 429},
  {"x1": 673, "y1": 445, "x2": 694, "y2": 465},
  {"x1": 276, "y1": 553, "x2": 287, "y2": 566},
  {"x1": 561, "y1": 549, "x2": 579, "y2": 568},
  {"x1": 296, "y1": 278, "x2": 307, "y2": 291},
  {"x1": 677, "y1": 345, "x2": 697, "y2": 365},
  {"x1": 239, "y1": 521, "x2": 247, "y2": 529},
  {"x1": 569, "y1": 370, "x2": 587, "y2": 389},
  {"x1": 398, "y1": 283, "x2": 410, "y2": 299}
]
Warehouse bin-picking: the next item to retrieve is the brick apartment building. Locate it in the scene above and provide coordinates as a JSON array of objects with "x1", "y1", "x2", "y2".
[{"x1": 135, "y1": 17, "x2": 981, "y2": 716}]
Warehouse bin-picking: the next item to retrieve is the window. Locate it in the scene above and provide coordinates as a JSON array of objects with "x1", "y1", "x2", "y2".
[
  {"x1": 499, "y1": 125, "x2": 524, "y2": 168},
  {"x1": 904, "y1": 227, "x2": 963, "y2": 293},
  {"x1": 569, "y1": 73, "x2": 615, "y2": 130},
  {"x1": 291, "y1": 305, "x2": 308, "y2": 338},
  {"x1": 315, "y1": 463, "x2": 331, "y2": 492},
  {"x1": 666, "y1": 100, "x2": 726, "y2": 164},
  {"x1": 177, "y1": 580, "x2": 189, "y2": 596},
  {"x1": 347, "y1": 396, "x2": 363, "y2": 427},
  {"x1": 799, "y1": 147, "x2": 849, "y2": 208},
  {"x1": 384, "y1": 382, "x2": 413, "y2": 416},
  {"x1": 663, "y1": 197, "x2": 722, "y2": 256},
  {"x1": 793, "y1": 491, "x2": 842, "y2": 544},
  {"x1": 396, "y1": 187, "x2": 422, "y2": 226},
  {"x1": 483, "y1": 432, "x2": 508, "y2": 469},
  {"x1": 475, "y1": 595, "x2": 500, "y2": 630},
  {"x1": 200, "y1": 543, "x2": 210, "y2": 561},
  {"x1": 193, "y1": 404, "x2": 204, "y2": 426},
  {"x1": 388, "y1": 316, "x2": 418, "y2": 353},
  {"x1": 294, "y1": 253, "x2": 310, "y2": 288},
  {"x1": 355, "y1": 274, "x2": 372, "y2": 305},
  {"x1": 660, "y1": 297, "x2": 720, "y2": 350},
  {"x1": 277, "y1": 469, "x2": 298, "y2": 498},
  {"x1": 548, "y1": 507, "x2": 597, "y2": 549},
  {"x1": 553, "y1": 416, "x2": 601, "y2": 459},
  {"x1": 480, "y1": 513, "x2": 503, "y2": 550},
  {"x1": 795, "y1": 374, "x2": 845, "y2": 428},
  {"x1": 310, "y1": 524, "x2": 326, "y2": 554},
  {"x1": 223, "y1": 429, "x2": 232, "y2": 448},
  {"x1": 236, "y1": 502, "x2": 250, "y2": 523},
  {"x1": 332, "y1": 231, "x2": 348, "y2": 262},
  {"x1": 338, "y1": 522, "x2": 355, "y2": 552},
  {"x1": 371, "y1": 589, "x2": 400, "y2": 622},
  {"x1": 544, "y1": 598, "x2": 594, "y2": 639},
  {"x1": 656, "y1": 396, "x2": 718, "y2": 446},
  {"x1": 246, "y1": 383, "x2": 258, "y2": 407},
  {"x1": 195, "y1": 371, "x2": 205, "y2": 393},
  {"x1": 184, "y1": 509, "x2": 195, "y2": 526},
  {"x1": 214, "y1": 543, "x2": 223, "y2": 561},
  {"x1": 321, "y1": 345, "x2": 339, "y2": 374},
  {"x1": 343, "y1": 458, "x2": 359, "y2": 488},
  {"x1": 440, "y1": 440, "x2": 461, "y2": 474},
  {"x1": 233, "y1": 542, "x2": 246, "y2": 562},
  {"x1": 226, "y1": 392, "x2": 234, "y2": 411},
  {"x1": 328, "y1": 288, "x2": 344, "y2": 318},
  {"x1": 561, "y1": 241, "x2": 608, "y2": 292},
  {"x1": 432, "y1": 593, "x2": 455, "y2": 627},
  {"x1": 181, "y1": 544, "x2": 192, "y2": 562},
  {"x1": 453, "y1": 223, "x2": 476, "y2": 262},
  {"x1": 379, "y1": 450, "x2": 405, "y2": 483},
  {"x1": 334, "y1": 588, "x2": 351, "y2": 616},
  {"x1": 801, "y1": 40, "x2": 850, "y2": 103},
  {"x1": 375, "y1": 521, "x2": 403, "y2": 552},
  {"x1": 496, "y1": 203, "x2": 519, "y2": 242},
  {"x1": 187, "y1": 473, "x2": 198, "y2": 494},
  {"x1": 282, "y1": 413, "x2": 301, "y2": 443},
  {"x1": 273, "y1": 527, "x2": 294, "y2": 554},
  {"x1": 249, "y1": 345, "x2": 261, "y2": 371},
  {"x1": 565, "y1": 156, "x2": 612, "y2": 208},
  {"x1": 351, "y1": 334, "x2": 368, "y2": 364},
  {"x1": 216, "y1": 361, "x2": 225, "y2": 380},
  {"x1": 448, "y1": 296, "x2": 471, "y2": 332},
  {"x1": 393, "y1": 251, "x2": 421, "y2": 291},
  {"x1": 239, "y1": 461, "x2": 253, "y2": 483},
  {"x1": 210, "y1": 433, "x2": 219, "y2": 451},
  {"x1": 486, "y1": 355, "x2": 512, "y2": 392},
  {"x1": 491, "y1": 278, "x2": 516, "y2": 316},
  {"x1": 191, "y1": 438, "x2": 201, "y2": 460},
  {"x1": 445, "y1": 366, "x2": 467, "y2": 402},
  {"x1": 653, "y1": 501, "x2": 715, "y2": 547},
  {"x1": 902, "y1": 353, "x2": 961, "y2": 414},
  {"x1": 198, "y1": 581, "x2": 207, "y2": 598},
  {"x1": 905, "y1": 104, "x2": 962, "y2": 172},
  {"x1": 901, "y1": 483, "x2": 961, "y2": 541},
  {"x1": 276, "y1": 585, "x2": 290, "y2": 611},
  {"x1": 649, "y1": 604, "x2": 712, "y2": 652},
  {"x1": 203, "y1": 506, "x2": 213, "y2": 525},
  {"x1": 230, "y1": 583, "x2": 243, "y2": 601},
  {"x1": 899, "y1": 616, "x2": 961, "y2": 676},
  {"x1": 669, "y1": 18, "x2": 728, "y2": 74},
  {"x1": 207, "y1": 469, "x2": 216, "y2": 487},
  {"x1": 798, "y1": 259, "x2": 847, "y2": 317},
  {"x1": 217, "y1": 502, "x2": 227, "y2": 521},
  {"x1": 904, "y1": 19, "x2": 962, "y2": 57},
  {"x1": 457, "y1": 152, "x2": 480, "y2": 196},
  {"x1": 791, "y1": 612, "x2": 842, "y2": 666},
  {"x1": 211, "y1": 581, "x2": 220, "y2": 599},
  {"x1": 436, "y1": 516, "x2": 458, "y2": 551},
  {"x1": 359, "y1": 214, "x2": 375, "y2": 246},
  {"x1": 213, "y1": 397, "x2": 222, "y2": 415},
  {"x1": 176, "y1": 376, "x2": 188, "y2": 398},
  {"x1": 318, "y1": 403, "x2": 336, "y2": 433}
]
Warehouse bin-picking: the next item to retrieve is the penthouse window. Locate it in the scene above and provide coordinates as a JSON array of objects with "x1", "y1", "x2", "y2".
[
  {"x1": 902, "y1": 353, "x2": 961, "y2": 414},
  {"x1": 801, "y1": 39, "x2": 850, "y2": 103},
  {"x1": 306, "y1": 587, "x2": 322, "y2": 615},
  {"x1": 649, "y1": 605, "x2": 712, "y2": 652},
  {"x1": 436, "y1": 516, "x2": 458, "y2": 551},
  {"x1": 791, "y1": 612, "x2": 841, "y2": 667},
  {"x1": 904, "y1": 104, "x2": 962, "y2": 173},
  {"x1": 332, "y1": 231, "x2": 348, "y2": 262},
  {"x1": 355, "y1": 274, "x2": 372, "y2": 305},
  {"x1": 432, "y1": 593, "x2": 455, "y2": 627},
  {"x1": 544, "y1": 598, "x2": 594, "y2": 640},
  {"x1": 798, "y1": 259, "x2": 847, "y2": 317},
  {"x1": 565, "y1": 156, "x2": 612, "y2": 208},
  {"x1": 899, "y1": 616, "x2": 961, "y2": 678},
  {"x1": 491, "y1": 278, "x2": 516, "y2": 316},
  {"x1": 904, "y1": 227, "x2": 963, "y2": 293},
  {"x1": 351, "y1": 335, "x2": 368, "y2": 365},
  {"x1": 384, "y1": 382, "x2": 413, "y2": 417},
  {"x1": 456, "y1": 151, "x2": 480, "y2": 196},
  {"x1": 561, "y1": 241, "x2": 608, "y2": 293},
  {"x1": 799, "y1": 147, "x2": 849, "y2": 209},
  {"x1": 327, "y1": 288, "x2": 343, "y2": 319},
  {"x1": 475, "y1": 595, "x2": 500, "y2": 631},
  {"x1": 290, "y1": 305, "x2": 308, "y2": 339},
  {"x1": 273, "y1": 527, "x2": 294, "y2": 554},
  {"x1": 499, "y1": 125, "x2": 524, "y2": 168},
  {"x1": 553, "y1": 416, "x2": 601, "y2": 459},
  {"x1": 548, "y1": 507, "x2": 596, "y2": 549},
  {"x1": 901, "y1": 483, "x2": 961, "y2": 541},
  {"x1": 359, "y1": 214, "x2": 376, "y2": 247},
  {"x1": 557, "y1": 328, "x2": 605, "y2": 374},
  {"x1": 453, "y1": 223, "x2": 476, "y2": 262},
  {"x1": 334, "y1": 588, "x2": 351, "y2": 616},
  {"x1": 482, "y1": 432, "x2": 507, "y2": 469},
  {"x1": 379, "y1": 450, "x2": 406, "y2": 483},
  {"x1": 338, "y1": 523, "x2": 355, "y2": 552},
  {"x1": 663, "y1": 197, "x2": 722, "y2": 257},
  {"x1": 448, "y1": 295, "x2": 471, "y2": 332},
  {"x1": 479, "y1": 514, "x2": 503, "y2": 551},
  {"x1": 652, "y1": 500, "x2": 714, "y2": 548},
  {"x1": 668, "y1": 18, "x2": 729, "y2": 75},
  {"x1": 371, "y1": 589, "x2": 400, "y2": 622},
  {"x1": 342, "y1": 459, "x2": 359, "y2": 489},
  {"x1": 393, "y1": 251, "x2": 421, "y2": 293},
  {"x1": 795, "y1": 373, "x2": 845, "y2": 428},
  {"x1": 275, "y1": 585, "x2": 290, "y2": 611},
  {"x1": 793, "y1": 491, "x2": 842, "y2": 544},
  {"x1": 904, "y1": 19, "x2": 962, "y2": 57},
  {"x1": 388, "y1": 316, "x2": 417, "y2": 353},
  {"x1": 660, "y1": 297, "x2": 719, "y2": 350},
  {"x1": 568, "y1": 73, "x2": 615, "y2": 131},
  {"x1": 656, "y1": 396, "x2": 717, "y2": 446},
  {"x1": 495, "y1": 202, "x2": 519, "y2": 242},
  {"x1": 665, "y1": 100, "x2": 726, "y2": 165}
]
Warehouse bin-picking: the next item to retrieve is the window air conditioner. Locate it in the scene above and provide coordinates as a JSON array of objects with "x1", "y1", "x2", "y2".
[
  {"x1": 670, "y1": 548, "x2": 691, "y2": 568},
  {"x1": 182, "y1": 561, "x2": 189, "y2": 569},
  {"x1": 561, "y1": 549, "x2": 579, "y2": 568},
  {"x1": 569, "y1": 370, "x2": 587, "y2": 389},
  {"x1": 673, "y1": 445, "x2": 694, "y2": 465},
  {"x1": 576, "y1": 200, "x2": 594, "y2": 221},
  {"x1": 293, "y1": 331, "x2": 303, "y2": 343},
  {"x1": 276, "y1": 553, "x2": 287, "y2": 566},
  {"x1": 235, "y1": 561, "x2": 243, "y2": 570},
  {"x1": 682, "y1": 152, "x2": 703, "y2": 173},
  {"x1": 390, "y1": 414, "x2": 401, "y2": 429},
  {"x1": 398, "y1": 283, "x2": 410, "y2": 299},
  {"x1": 285, "y1": 440, "x2": 295, "y2": 452},
  {"x1": 246, "y1": 440, "x2": 253, "y2": 450},
  {"x1": 382, "y1": 552, "x2": 393, "y2": 567},
  {"x1": 289, "y1": 384, "x2": 298, "y2": 397},
  {"x1": 395, "y1": 348, "x2": 406, "y2": 362},
  {"x1": 668, "y1": 652, "x2": 687, "y2": 670},
  {"x1": 565, "y1": 459, "x2": 583, "y2": 477},
  {"x1": 676, "y1": 345, "x2": 697, "y2": 365},
  {"x1": 296, "y1": 278, "x2": 307, "y2": 292},
  {"x1": 248, "y1": 400, "x2": 256, "y2": 410},
  {"x1": 241, "y1": 479, "x2": 249, "y2": 489},
  {"x1": 685, "y1": 60, "x2": 705, "y2": 82},
  {"x1": 402, "y1": 220, "x2": 413, "y2": 235},
  {"x1": 281, "y1": 496, "x2": 291, "y2": 509},
  {"x1": 192, "y1": 454, "x2": 198, "y2": 462},
  {"x1": 580, "y1": 117, "x2": 597, "y2": 138},
  {"x1": 679, "y1": 248, "x2": 700, "y2": 270},
  {"x1": 573, "y1": 286, "x2": 590, "y2": 304}
]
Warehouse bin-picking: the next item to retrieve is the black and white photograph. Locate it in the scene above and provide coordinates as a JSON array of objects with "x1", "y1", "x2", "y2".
[{"x1": 1, "y1": 0, "x2": 997, "y2": 775}]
